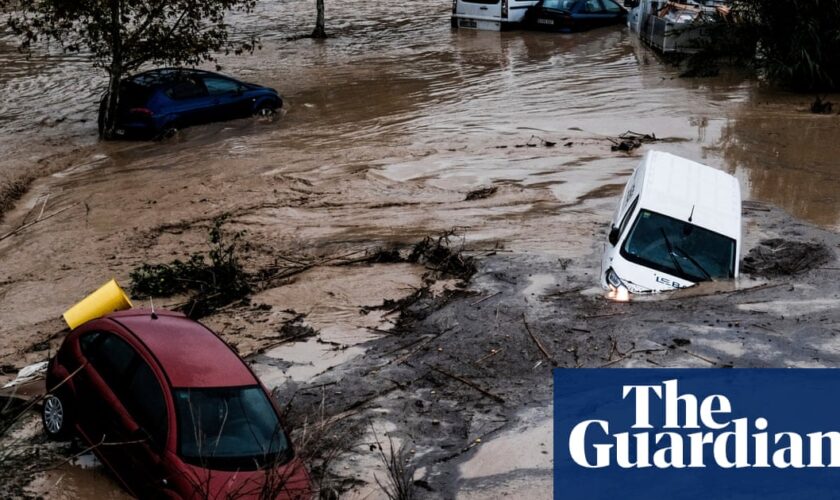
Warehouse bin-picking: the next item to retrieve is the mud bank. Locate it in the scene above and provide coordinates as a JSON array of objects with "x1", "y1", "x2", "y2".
[{"x1": 255, "y1": 203, "x2": 839, "y2": 498}]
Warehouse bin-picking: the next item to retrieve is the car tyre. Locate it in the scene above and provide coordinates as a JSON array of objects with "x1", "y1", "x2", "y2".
[
  {"x1": 157, "y1": 125, "x2": 179, "y2": 141},
  {"x1": 42, "y1": 392, "x2": 73, "y2": 441},
  {"x1": 253, "y1": 102, "x2": 279, "y2": 119}
]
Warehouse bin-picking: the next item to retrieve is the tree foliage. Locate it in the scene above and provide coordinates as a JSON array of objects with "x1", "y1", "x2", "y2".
[
  {"x1": 688, "y1": 1, "x2": 840, "y2": 91},
  {"x1": 1, "y1": 0, "x2": 261, "y2": 137}
]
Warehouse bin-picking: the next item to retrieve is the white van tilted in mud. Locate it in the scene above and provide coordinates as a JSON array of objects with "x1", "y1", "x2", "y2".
[
  {"x1": 451, "y1": 0, "x2": 539, "y2": 31},
  {"x1": 601, "y1": 150, "x2": 741, "y2": 297}
]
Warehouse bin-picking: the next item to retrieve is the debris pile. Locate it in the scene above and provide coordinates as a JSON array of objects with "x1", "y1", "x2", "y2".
[
  {"x1": 609, "y1": 131, "x2": 659, "y2": 152},
  {"x1": 407, "y1": 231, "x2": 477, "y2": 280},
  {"x1": 742, "y1": 238, "x2": 834, "y2": 277},
  {"x1": 465, "y1": 186, "x2": 498, "y2": 201}
]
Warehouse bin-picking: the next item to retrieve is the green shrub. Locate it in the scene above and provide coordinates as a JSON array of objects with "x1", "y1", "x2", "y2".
[{"x1": 130, "y1": 215, "x2": 251, "y2": 318}]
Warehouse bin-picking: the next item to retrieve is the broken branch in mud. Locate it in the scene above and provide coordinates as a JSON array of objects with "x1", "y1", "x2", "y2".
[
  {"x1": 470, "y1": 291, "x2": 500, "y2": 306},
  {"x1": 426, "y1": 364, "x2": 504, "y2": 404},
  {"x1": 473, "y1": 348, "x2": 503, "y2": 365},
  {"x1": 522, "y1": 314, "x2": 554, "y2": 364},
  {"x1": 651, "y1": 341, "x2": 720, "y2": 366},
  {"x1": 0, "y1": 203, "x2": 79, "y2": 242},
  {"x1": 34, "y1": 435, "x2": 147, "y2": 474},
  {"x1": 367, "y1": 326, "x2": 457, "y2": 375},
  {"x1": 599, "y1": 346, "x2": 667, "y2": 368}
]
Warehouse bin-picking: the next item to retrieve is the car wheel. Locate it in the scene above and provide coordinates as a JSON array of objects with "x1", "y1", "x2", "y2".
[
  {"x1": 254, "y1": 102, "x2": 278, "y2": 119},
  {"x1": 157, "y1": 126, "x2": 179, "y2": 141},
  {"x1": 42, "y1": 393, "x2": 72, "y2": 440}
]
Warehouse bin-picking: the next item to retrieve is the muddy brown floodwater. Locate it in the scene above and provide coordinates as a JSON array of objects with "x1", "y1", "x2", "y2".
[{"x1": 1, "y1": 0, "x2": 840, "y2": 498}]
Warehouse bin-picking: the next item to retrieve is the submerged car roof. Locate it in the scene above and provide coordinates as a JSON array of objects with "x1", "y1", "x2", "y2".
[
  {"x1": 106, "y1": 309, "x2": 257, "y2": 388},
  {"x1": 636, "y1": 151, "x2": 741, "y2": 240}
]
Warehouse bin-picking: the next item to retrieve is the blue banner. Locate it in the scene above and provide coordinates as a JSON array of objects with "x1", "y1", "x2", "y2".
[{"x1": 554, "y1": 369, "x2": 840, "y2": 500}]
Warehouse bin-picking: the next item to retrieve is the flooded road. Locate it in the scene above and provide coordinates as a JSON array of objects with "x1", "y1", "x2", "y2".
[
  {"x1": 2, "y1": 0, "x2": 839, "y2": 230},
  {"x1": 1, "y1": 0, "x2": 840, "y2": 497}
]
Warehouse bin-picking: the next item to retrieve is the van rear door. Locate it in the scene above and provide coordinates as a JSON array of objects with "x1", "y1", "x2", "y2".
[{"x1": 457, "y1": 0, "x2": 502, "y2": 26}]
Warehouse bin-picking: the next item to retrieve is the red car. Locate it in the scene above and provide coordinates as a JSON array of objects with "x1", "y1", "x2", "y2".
[{"x1": 42, "y1": 309, "x2": 311, "y2": 499}]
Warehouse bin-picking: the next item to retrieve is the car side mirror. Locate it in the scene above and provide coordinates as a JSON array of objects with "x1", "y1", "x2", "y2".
[{"x1": 608, "y1": 226, "x2": 620, "y2": 246}]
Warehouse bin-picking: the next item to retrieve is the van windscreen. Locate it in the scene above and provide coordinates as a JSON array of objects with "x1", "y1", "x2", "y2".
[{"x1": 620, "y1": 210, "x2": 735, "y2": 283}]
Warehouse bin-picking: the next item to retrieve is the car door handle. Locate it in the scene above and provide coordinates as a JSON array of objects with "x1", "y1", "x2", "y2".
[{"x1": 480, "y1": 6, "x2": 487, "y2": 9}]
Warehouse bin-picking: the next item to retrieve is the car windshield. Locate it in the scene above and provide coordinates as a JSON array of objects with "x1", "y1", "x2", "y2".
[
  {"x1": 543, "y1": 0, "x2": 575, "y2": 10},
  {"x1": 621, "y1": 209, "x2": 736, "y2": 283},
  {"x1": 174, "y1": 386, "x2": 291, "y2": 470}
]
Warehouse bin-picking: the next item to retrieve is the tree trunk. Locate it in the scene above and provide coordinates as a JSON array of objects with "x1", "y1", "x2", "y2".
[
  {"x1": 311, "y1": 0, "x2": 326, "y2": 38},
  {"x1": 102, "y1": 0, "x2": 123, "y2": 140},
  {"x1": 102, "y1": 72, "x2": 122, "y2": 139}
]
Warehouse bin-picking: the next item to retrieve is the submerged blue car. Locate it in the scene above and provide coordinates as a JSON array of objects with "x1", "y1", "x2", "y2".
[
  {"x1": 99, "y1": 68, "x2": 283, "y2": 139},
  {"x1": 522, "y1": 0, "x2": 627, "y2": 32}
]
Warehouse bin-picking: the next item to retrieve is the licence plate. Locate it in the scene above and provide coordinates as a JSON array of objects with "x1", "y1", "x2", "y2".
[
  {"x1": 460, "y1": 19, "x2": 477, "y2": 28},
  {"x1": 537, "y1": 18, "x2": 555, "y2": 25}
]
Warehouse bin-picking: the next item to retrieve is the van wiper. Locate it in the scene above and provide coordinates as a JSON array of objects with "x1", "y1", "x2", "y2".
[
  {"x1": 659, "y1": 228, "x2": 686, "y2": 277},
  {"x1": 673, "y1": 245, "x2": 712, "y2": 281}
]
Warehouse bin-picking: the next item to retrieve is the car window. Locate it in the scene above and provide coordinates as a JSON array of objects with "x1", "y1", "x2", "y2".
[
  {"x1": 622, "y1": 210, "x2": 736, "y2": 282},
  {"x1": 618, "y1": 196, "x2": 639, "y2": 238},
  {"x1": 91, "y1": 334, "x2": 138, "y2": 391},
  {"x1": 166, "y1": 79, "x2": 207, "y2": 100},
  {"x1": 174, "y1": 386, "x2": 290, "y2": 470},
  {"x1": 583, "y1": 0, "x2": 604, "y2": 12},
  {"x1": 79, "y1": 331, "x2": 102, "y2": 360},
  {"x1": 603, "y1": 0, "x2": 622, "y2": 12},
  {"x1": 203, "y1": 77, "x2": 241, "y2": 96},
  {"x1": 123, "y1": 360, "x2": 168, "y2": 448},
  {"x1": 543, "y1": 0, "x2": 575, "y2": 10}
]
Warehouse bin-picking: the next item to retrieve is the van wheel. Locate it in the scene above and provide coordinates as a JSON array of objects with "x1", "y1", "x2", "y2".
[{"x1": 42, "y1": 393, "x2": 73, "y2": 440}]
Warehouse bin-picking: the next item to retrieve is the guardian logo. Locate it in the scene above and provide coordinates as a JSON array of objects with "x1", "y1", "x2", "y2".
[{"x1": 554, "y1": 369, "x2": 840, "y2": 500}]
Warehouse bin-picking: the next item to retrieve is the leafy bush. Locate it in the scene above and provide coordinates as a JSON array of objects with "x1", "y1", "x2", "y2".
[
  {"x1": 130, "y1": 216, "x2": 251, "y2": 318},
  {"x1": 688, "y1": 1, "x2": 840, "y2": 90}
]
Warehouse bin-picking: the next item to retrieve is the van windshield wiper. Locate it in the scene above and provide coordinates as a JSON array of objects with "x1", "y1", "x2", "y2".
[
  {"x1": 659, "y1": 228, "x2": 686, "y2": 277},
  {"x1": 673, "y1": 245, "x2": 712, "y2": 281}
]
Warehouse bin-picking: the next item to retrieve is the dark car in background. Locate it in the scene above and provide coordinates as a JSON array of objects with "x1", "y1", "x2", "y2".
[
  {"x1": 98, "y1": 68, "x2": 283, "y2": 139},
  {"x1": 522, "y1": 0, "x2": 627, "y2": 32},
  {"x1": 42, "y1": 309, "x2": 310, "y2": 499}
]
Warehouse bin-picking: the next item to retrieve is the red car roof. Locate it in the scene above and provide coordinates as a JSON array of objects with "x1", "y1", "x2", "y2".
[{"x1": 107, "y1": 309, "x2": 257, "y2": 388}]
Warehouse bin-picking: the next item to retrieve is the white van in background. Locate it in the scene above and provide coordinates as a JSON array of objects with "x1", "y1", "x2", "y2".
[
  {"x1": 451, "y1": 0, "x2": 539, "y2": 31},
  {"x1": 601, "y1": 150, "x2": 742, "y2": 298}
]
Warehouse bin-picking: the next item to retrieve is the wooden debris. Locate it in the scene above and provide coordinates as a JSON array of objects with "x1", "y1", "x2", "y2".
[
  {"x1": 427, "y1": 364, "x2": 505, "y2": 404},
  {"x1": 522, "y1": 313, "x2": 553, "y2": 363}
]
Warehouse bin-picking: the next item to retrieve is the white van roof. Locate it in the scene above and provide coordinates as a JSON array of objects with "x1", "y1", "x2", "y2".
[{"x1": 637, "y1": 150, "x2": 741, "y2": 240}]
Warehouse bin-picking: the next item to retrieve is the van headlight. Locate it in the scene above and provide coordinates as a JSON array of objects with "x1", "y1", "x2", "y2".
[
  {"x1": 606, "y1": 269, "x2": 631, "y2": 302},
  {"x1": 606, "y1": 268, "x2": 622, "y2": 288}
]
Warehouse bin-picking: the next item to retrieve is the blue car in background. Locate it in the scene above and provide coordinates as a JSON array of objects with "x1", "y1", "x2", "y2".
[
  {"x1": 98, "y1": 68, "x2": 283, "y2": 139},
  {"x1": 522, "y1": 0, "x2": 627, "y2": 32}
]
